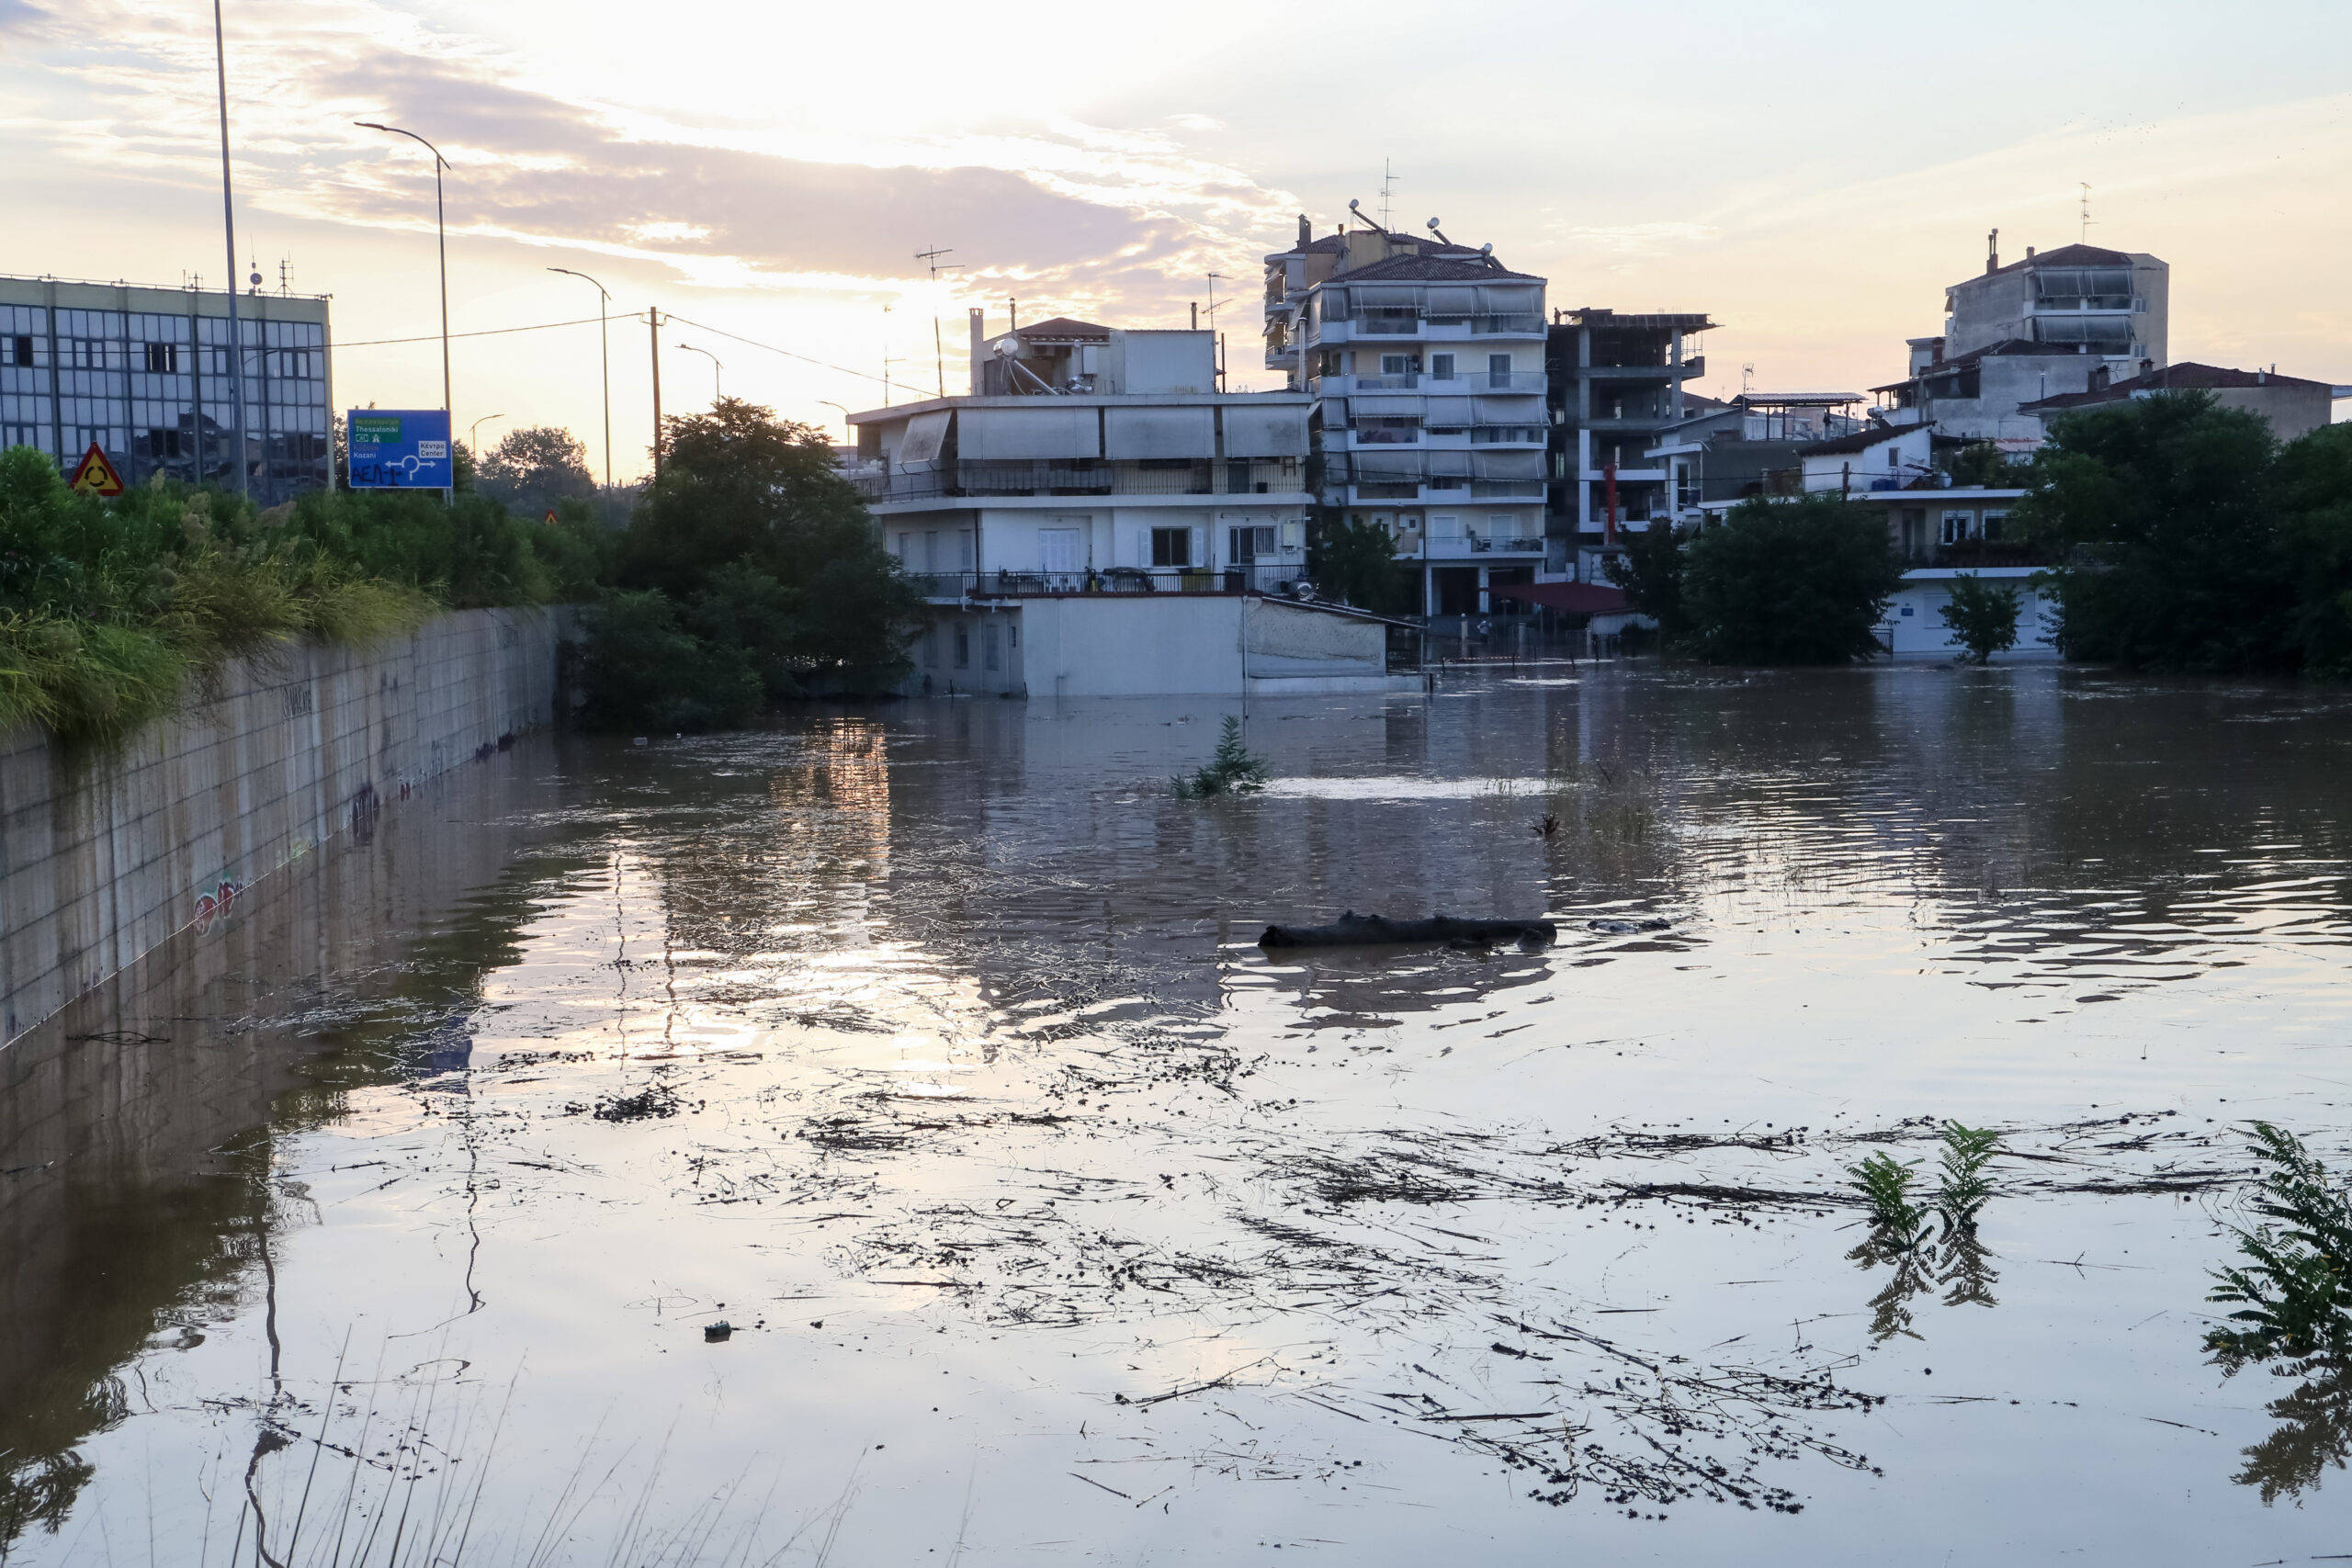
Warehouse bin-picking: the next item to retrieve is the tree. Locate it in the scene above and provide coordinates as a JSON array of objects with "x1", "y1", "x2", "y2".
[
  {"x1": 1937, "y1": 573, "x2": 2021, "y2": 664},
  {"x1": 1603, "y1": 521, "x2": 1689, "y2": 642},
  {"x1": 477, "y1": 425, "x2": 594, "y2": 518},
  {"x1": 590, "y1": 399, "x2": 922, "y2": 716},
  {"x1": 1679, "y1": 494, "x2": 1903, "y2": 664},
  {"x1": 2273, "y1": 422, "x2": 2352, "y2": 678},
  {"x1": 2018, "y1": 391, "x2": 2288, "y2": 671},
  {"x1": 1945, "y1": 441, "x2": 2024, "y2": 489},
  {"x1": 1306, "y1": 511, "x2": 1413, "y2": 615}
]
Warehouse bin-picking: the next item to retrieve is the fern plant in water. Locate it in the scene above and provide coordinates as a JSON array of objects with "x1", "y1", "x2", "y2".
[
  {"x1": 2208, "y1": 1122, "x2": 2352, "y2": 1367},
  {"x1": 1848, "y1": 1151, "x2": 1932, "y2": 1250},
  {"x1": 1935, "y1": 1122, "x2": 2000, "y2": 1234}
]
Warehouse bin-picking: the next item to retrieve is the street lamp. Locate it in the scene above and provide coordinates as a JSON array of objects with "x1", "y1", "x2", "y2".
[
  {"x1": 676, "y1": 344, "x2": 720, "y2": 404},
  {"x1": 469, "y1": 413, "x2": 504, "y2": 476},
  {"x1": 547, "y1": 265, "x2": 612, "y2": 491},
  {"x1": 210, "y1": 0, "x2": 249, "y2": 502},
  {"x1": 356, "y1": 118, "x2": 452, "y2": 495},
  {"x1": 816, "y1": 400, "x2": 851, "y2": 443}
]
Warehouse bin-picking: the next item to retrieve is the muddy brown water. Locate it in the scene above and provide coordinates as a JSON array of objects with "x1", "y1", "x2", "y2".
[{"x1": 6, "y1": 663, "x2": 2352, "y2": 1563}]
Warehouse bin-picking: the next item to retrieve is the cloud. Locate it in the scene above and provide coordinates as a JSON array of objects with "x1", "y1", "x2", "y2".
[{"x1": 4, "y1": 0, "x2": 1298, "y2": 329}]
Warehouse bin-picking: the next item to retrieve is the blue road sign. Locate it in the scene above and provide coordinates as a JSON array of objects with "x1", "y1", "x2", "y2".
[{"x1": 347, "y1": 409, "x2": 453, "y2": 489}]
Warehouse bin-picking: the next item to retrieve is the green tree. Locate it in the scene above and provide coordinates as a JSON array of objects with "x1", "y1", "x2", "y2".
[
  {"x1": 1937, "y1": 573, "x2": 2022, "y2": 664},
  {"x1": 1306, "y1": 511, "x2": 1413, "y2": 615},
  {"x1": 1679, "y1": 494, "x2": 1903, "y2": 664},
  {"x1": 1944, "y1": 441, "x2": 2025, "y2": 489},
  {"x1": 601, "y1": 399, "x2": 922, "y2": 708},
  {"x1": 478, "y1": 425, "x2": 594, "y2": 519},
  {"x1": 2018, "y1": 391, "x2": 2288, "y2": 670},
  {"x1": 1603, "y1": 521, "x2": 1689, "y2": 642},
  {"x1": 2273, "y1": 423, "x2": 2352, "y2": 677}
]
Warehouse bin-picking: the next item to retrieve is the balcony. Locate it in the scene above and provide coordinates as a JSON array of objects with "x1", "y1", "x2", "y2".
[
  {"x1": 855, "y1": 460, "x2": 1310, "y2": 504},
  {"x1": 1405, "y1": 533, "x2": 1545, "y2": 559},
  {"x1": 906, "y1": 564, "x2": 1313, "y2": 599}
]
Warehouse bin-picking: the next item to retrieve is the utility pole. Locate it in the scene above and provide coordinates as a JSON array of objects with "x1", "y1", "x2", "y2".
[
  {"x1": 915, "y1": 246, "x2": 959, "y2": 400},
  {"x1": 649, "y1": 307, "x2": 663, "y2": 481},
  {"x1": 211, "y1": 0, "x2": 248, "y2": 502}
]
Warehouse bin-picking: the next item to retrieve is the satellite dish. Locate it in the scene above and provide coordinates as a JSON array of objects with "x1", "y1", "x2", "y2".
[{"x1": 994, "y1": 337, "x2": 1023, "y2": 357}]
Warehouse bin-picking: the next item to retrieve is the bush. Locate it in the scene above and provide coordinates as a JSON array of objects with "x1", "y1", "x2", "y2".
[
  {"x1": 2207, "y1": 1122, "x2": 2352, "y2": 1367},
  {"x1": 1937, "y1": 573, "x2": 2022, "y2": 663},
  {"x1": 1604, "y1": 521, "x2": 1690, "y2": 641},
  {"x1": 1307, "y1": 512, "x2": 1414, "y2": 615},
  {"x1": 1170, "y1": 716, "x2": 1269, "y2": 798},
  {"x1": 1679, "y1": 494, "x2": 1903, "y2": 663}
]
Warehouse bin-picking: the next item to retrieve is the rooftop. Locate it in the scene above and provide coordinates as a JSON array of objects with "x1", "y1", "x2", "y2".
[
  {"x1": 1556, "y1": 309, "x2": 1718, "y2": 332},
  {"x1": 1797, "y1": 424, "x2": 1912, "y2": 457},
  {"x1": 1987, "y1": 242, "x2": 2139, "y2": 276},
  {"x1": 2018, "y1": 361, "x2": 2338, "y2": 412},
  {"x1": 1327, "y1": 253, "x2": 1544, "y2": 284}
]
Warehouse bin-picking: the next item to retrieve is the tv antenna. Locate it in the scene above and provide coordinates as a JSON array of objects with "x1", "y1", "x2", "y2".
[
  {"x1": 2078, "y1": 182, "x2": 2093, "y2": 243},
  {"x1": 1377, "y1": 159, "x2": 1398, "y2": 231},
  {"x1": 1741, "y1": 363, "x2": 1756, "y2": 397},
  {"x1": 915, "y1": 245, "x2": 961, "y2": 399}
]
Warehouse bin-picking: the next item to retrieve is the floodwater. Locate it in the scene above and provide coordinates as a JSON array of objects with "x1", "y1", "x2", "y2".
[{"x1": 6, "y1": 664, "x2": 2352, "y2": 1564}]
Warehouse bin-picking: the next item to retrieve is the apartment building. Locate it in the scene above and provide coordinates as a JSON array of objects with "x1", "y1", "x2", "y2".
[
  {"x1": 1544, "y1": 308, "x2": 1714, "y2": 579},
  {"x1": 0, "y1": 273, "x2": 333, "y2": 502},
  {"x1": 2020, "y1": 360, "x2": 2345, "y2": 442},
  {"x1": 1262, "y1": 216, "x2": 1548, "y2": 620},
  {"x1": 846, "y1": 317, "x2": 1411, "y2": 696},
  {"x1": 1870, "y1": 237, "x2": 2168, "y2": 443}
]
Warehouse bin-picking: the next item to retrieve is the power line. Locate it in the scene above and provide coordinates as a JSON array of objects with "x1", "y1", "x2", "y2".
[
  {"x1": 658, "y1": 313, "x2": 912, "y2": 394},
  {"x1": 335, "y1": 312, "x2": 630, "y2": 348}
]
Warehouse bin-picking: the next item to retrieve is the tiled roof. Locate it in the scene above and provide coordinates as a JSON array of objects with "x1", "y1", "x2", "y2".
[
  {"x1": 2018, "y1": 361, "x2": 2335, "y2": 412},
  {"x1": 1992, "y1": 242, "x2": 2137, "y2": 275},
  {"x1": 1013, "y1": 317, "x2": 1108, "y2": 341}
]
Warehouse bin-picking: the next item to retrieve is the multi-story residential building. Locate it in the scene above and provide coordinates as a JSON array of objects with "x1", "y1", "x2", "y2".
[
  {"x1": 1544, "y1": 309, "x2": 1714, "y2": 579},
  {"x1": 847, "y1": 315, "x2": 1414, "y2": 697},
  {"x1": 1261, "y1": 216, "x2": 1548, "y2": 622},
  {"x1": 1645, "y1": 391, "x2": 1867, "y2": 529},
  {"x1": 1869, "y1": 237, "x2": 2168, "y2": 444},
  {"x1": 0, "y1": 273, "x2": 333, "y2": 502}
]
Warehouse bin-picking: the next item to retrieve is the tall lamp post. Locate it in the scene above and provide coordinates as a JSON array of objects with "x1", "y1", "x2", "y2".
[
  {"x1": 469, "y1": 413, "x2": 504, "y2": 480},
  {"x1": 815, "y1": 400, "x2": 851, "y2": 444},
  {"x1": 677, "y1": 344, "x2": 721, "y2": 404},
  {"x1": 356, "y1": 118, "x2": 452, "y2": 497},
  {"x1": 210, "y1": 0, "x2": 250, "y2": 502},
  {"x1": 547, "y1": 266, "x2": 613, "y2": 491}
]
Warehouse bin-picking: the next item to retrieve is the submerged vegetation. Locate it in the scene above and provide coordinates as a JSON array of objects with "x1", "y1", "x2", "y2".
[
  {"x1": 1170, "y1": 715, "x2": 1270, "y2": 797},
  {"x1": 2207, "y1": 1122, "x2": 2352, "y2": 1366}
]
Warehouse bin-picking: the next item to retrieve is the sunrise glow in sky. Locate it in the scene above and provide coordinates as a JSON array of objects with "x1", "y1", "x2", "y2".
[{"x1": 6, "y1": 0, "x2": 2346, "y2": 479}]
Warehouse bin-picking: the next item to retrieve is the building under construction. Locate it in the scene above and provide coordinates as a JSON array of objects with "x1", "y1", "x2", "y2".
[{"x1": 1544, "y1": 308, "x2": 1713, "y2": 577}]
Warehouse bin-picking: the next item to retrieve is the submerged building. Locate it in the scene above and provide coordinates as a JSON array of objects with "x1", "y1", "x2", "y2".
[
  {"x1": 0, "y1": 274, "x2": 333, "y2": 502},
  {"x1": 849, "y1": 313, "x2": 1417, "y2": 698}
]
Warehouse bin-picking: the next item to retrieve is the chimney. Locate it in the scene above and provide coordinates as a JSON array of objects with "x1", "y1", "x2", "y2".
[
  {"x1": 968, "y1": 308, "x2": 985, "y2": 397},
  {"x1": 2089, "y1": 365, "x2": 2109, "y2": 392},
  {"x1": 1298, "y1": 213, "x2": 1311, "y2": 248},
  {"x1": 2026, "y1": 245, "x2": 2036, "y2": 260},
  {"x1": 1986, "y1": 228, "x2": 1999, "y2": 275},
  {"x1": 2140, "y1": 358, "x2": 2154, "y2": 378}
]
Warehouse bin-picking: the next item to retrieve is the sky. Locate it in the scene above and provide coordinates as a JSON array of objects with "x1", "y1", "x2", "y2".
[{"x1": 4, "y1": 0, "x2": 2347, "y2": 480}]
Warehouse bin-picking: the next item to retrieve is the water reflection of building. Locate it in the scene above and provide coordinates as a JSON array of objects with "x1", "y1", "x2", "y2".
[{"x1": 1, "y1": 275, "x2": 334, "y2": 502}]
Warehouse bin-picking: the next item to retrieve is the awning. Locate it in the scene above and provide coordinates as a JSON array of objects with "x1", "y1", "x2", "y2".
[
  {"x1": 1221, "y1": 402, "x2": 1308, "y2": 458},
  {"x1": 895, "y1": 409, "x2": 949, "y2": 466},
  {"x1": 958, "y1": 405, "x2": 1101, "y2": 460},
  {"x1": 1486, "y1": 581, "x2": 1631, "y2": 614},
  {"x1": 1472, "y1": 450, "x2": 1546, "y2": 480},
  {"x1": 1104, "y1": 405, "x2": 1213, "y2": 459},
  {"x1": 1473, "y1": 395, "x2": 1544, "y2": 423}
]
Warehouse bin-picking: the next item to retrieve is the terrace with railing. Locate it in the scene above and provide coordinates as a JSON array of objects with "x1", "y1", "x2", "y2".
[
  {"x1": 905, "y1": 564, "x2": 1316, "y2": 599},
  {"x1": 854, "y1": 459, "x2": 1306, "y2": 504}
]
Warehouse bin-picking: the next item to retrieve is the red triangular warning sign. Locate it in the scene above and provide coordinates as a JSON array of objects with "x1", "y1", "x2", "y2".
[
  {"x1": 543, "y1": 508, "x2": 559, "y2": 525},
  {"x1": 69, "y1": 442, "x2": 125, "y2": 497}
]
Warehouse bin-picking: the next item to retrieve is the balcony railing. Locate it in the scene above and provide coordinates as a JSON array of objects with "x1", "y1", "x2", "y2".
[
  {"x1": 856, "y1": 461, "x2": 1306, "y2": 503},
  {"x1": 905, "y1": 564, "x2": 1313, "y2": 598}
]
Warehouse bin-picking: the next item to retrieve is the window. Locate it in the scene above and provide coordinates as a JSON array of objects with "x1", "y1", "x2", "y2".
[
  {"x1": 1227, "y1": 525, "x2": 1276, "y2": 562},
  {"x1": 1940, "y1": 511, "x2": 1973, "y2": 545},
  {"x1": 1380, "y1": 354, "x2": 1411, "y2": 377},
  {"x1": 1149, "y1": 526, "x2": 1191, "y2": 567},
  {"x1": 924, "y1": 531, "x2": 940, "y2": 570},
  {"x1": 954, "y1": 626, "x2": 970, "y2": 668},
  {"x1": 1040, "y1": 527, "x2": 1081, "y2": 573},
  {"x1": 895, "y1": 532, "x2": 910, "y2": 560},
  {"x1": 1487, "y1": 513, "x2": 1515, "y2": 541},
  {"x1": 143, "y1": 427, "x2": 183, "y2": 459},
  {"x1": 984, "y1": 624, "x2": 1001, "y2": 671},
  {"x1": 1983, "y1": 511, "x2": 2008, "y2": 542},
  {"x1": 1887, "y1": 446, "x2": 1899, "y2": 469},
  {"x1": 143, "y1": 342, "x2": 178, "y2": 373},
  {"x1": 1487, "y1": 354, "x2": 1511, "y2": 388},
  {"x1": 922, "y1": 625, "x2": 938, "y2": 667},
  {"x1": 1430, "y1": 513, "x2": 1462, "y2": 539},
  {"x1": 9, "y1": 336, "x2": 33, "y2": 367},
  {"x1": 1430, "y1": 353, "x2": 1455, "y2": 381}
]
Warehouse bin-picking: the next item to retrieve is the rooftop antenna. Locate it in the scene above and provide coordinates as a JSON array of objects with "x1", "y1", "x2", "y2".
[
  {"x1": 2079, "y1": 182, "x2": 2093, "y2": 243},
  {"x1": 1377, "y1": 159, "x2": 1398, "y2": 231},
  {"x1": 1204, "y1": 271, "x2": 1227, "y2": 326},
  {"x1": 1741, "y1": 363, "x2": 1756, "y2": 398},
  {"x1": 915, "y1": 246, "x2": 960, "y2": 400},
  {"x1": 277, "y1": 254, "x2": 291, "y2": 295}
]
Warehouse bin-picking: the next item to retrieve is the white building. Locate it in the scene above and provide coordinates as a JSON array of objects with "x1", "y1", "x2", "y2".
[
  {"x1": 848, "y1": 317, "x2": 1416, "y2": 697},
  {"x1": 1261, "y1": 216, "x2": 1549, "y2": 622}
]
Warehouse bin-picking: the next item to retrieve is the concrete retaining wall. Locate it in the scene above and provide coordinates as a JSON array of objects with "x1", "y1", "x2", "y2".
[{"x1": 0, "y1": 607, "x2": 569, "y2": 1041}]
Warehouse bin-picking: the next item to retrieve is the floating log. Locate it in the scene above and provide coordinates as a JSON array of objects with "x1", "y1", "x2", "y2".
[{"x1": 1258, "y1": 911, "x2": 1557, "y2": 951}]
